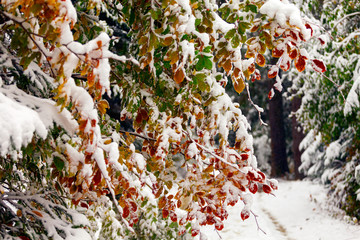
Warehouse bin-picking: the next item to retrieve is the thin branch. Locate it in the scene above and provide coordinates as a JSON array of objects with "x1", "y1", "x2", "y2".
[
  {"x1": 183, "y1": 130, "x2": 242, "y2": 171},
  {"x1": 333, "y1": 12, "x2": 360, "y2": 29},
  {"x1": 250, "y1": 210, "x2": 267, "y2": 235},
  {"x1": 0, "y1": 10, "x2": 56, "y2": 78},
  {"x1": 245, "y1": 83, "x2": 268, "y2": 126},
  {"x1": 321, "y1": 73, "x2": 346, "y2": 102},
  {"x1": 118, "y1": 129, "x2": 156, "y2": 141}
]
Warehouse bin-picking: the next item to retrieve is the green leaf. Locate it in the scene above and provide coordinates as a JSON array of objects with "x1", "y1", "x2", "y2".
[
  {"x1": 195, "y1": 18, "x2": 201, "y2": 26},
  {"x1": 203, "y1": 56, "x2": 213, "y2": 70},
  {"x1": 53, "y1": 156, "x2": 65, "y2": 171},
  {"x1": 238, "y1": 21, "x2": 251, "y2": 35},
  {"x1": 195, "y1": 55, "x2": 205, "y2": 71},
  {"x1": 193, "y1": 73, "x2": 207, "y2": 84},
  {"x1": 245, "y1": 4, "x2": 257, "y2": 13},
  {"x1": 231, "y1": 34, "x2": 240, "y2": 48},
  {"x1": 203, "y1": 46, "x2": 212, "y2": 53},
  {"x1": 129, "y1": 8, "x2": 136, "y2": 26},
  {"x1": 225, "y1": 29, "x2": 236, "y2": 40}
]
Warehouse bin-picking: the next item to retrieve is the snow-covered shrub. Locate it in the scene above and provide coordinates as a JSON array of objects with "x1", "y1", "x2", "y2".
[
  {"x1": 290, "y1": 0, "x2": 360, "y2": 220},
  {"x1": 0, "y1": 0, "x2": 321, "y2": 238}
]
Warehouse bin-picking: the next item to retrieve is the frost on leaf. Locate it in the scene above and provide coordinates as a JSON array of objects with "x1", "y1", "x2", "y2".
[{"x1": 311, "y1": 59, "x2": 326, "y2": 73}]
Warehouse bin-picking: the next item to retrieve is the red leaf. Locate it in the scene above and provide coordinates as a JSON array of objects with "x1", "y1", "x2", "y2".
[
  {"x1": 241, "y1": 209, "x2": 250, "y2": 221},
  {"x1": 249, "y1": 182, "x2": 258, "y2": 194},
  {"x1": 288, "y1": 48, "x2": 298, "y2": 60},
  {"x1": 290, "y1": 31, "x2": 298, "y2": 41},
  {"x1": 268, "y1": 65, "x2": 278, "y2": 79},
  {"x1": 305, "y1": 23, "x2": 314, "y2": 37},
  {"x1": 241, "y1": 153, "x2": 249, "y2": 160},
  {"x1": 191, "y1": 229, "x2": 199, "y2": 237},
  {"x1": 272, "y1": 48, "x2": 284, "y2": 58},
  {"x1": 122, "y1": 206, "x2": 130, "y2": 218},
  {"x1": 262, "y1": 184, "x2": 272, "y2": 193},
  {"x1": 268, "y1": 89, "x2": 275, "y2": 100},
  {"x1": 162, "y1": 208, "x2": 169, "y2": 219},
  {"x1": 280, "y1": 59, "x2": 291, "y2": 71},
  {"x1": 311, "y1": 59, "x2": 326, "y2": 73},
  {"x1": 170, "y1": 212, "x2": 178, "y2": 222},
  {"x1": 93, "y1": 169, "x2": 101, "y2": 186},
  {"x1": 215, "y1": 221, "x2": 224, "y2": 231},
  {"x1": 80, "y1": 202, "x2": 89, "y2": 209}
]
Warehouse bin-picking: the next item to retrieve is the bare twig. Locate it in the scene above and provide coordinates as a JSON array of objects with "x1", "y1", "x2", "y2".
[
  {"x1": 245, "y1": 83, "x2": 268, "y2": 126},
  {"x1": 118, "y1": 129, "x2": 156, "y2": 141},
  {"x1": 250, "y1": 210, "x2": 267, "y2": 235}
]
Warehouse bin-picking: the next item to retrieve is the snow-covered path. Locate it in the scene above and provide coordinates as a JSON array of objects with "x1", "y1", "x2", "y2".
[{"x1": 201, "y1": 181, "x2": 360, "y2": 240}]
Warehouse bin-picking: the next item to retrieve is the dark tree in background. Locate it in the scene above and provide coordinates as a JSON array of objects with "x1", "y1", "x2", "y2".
[
  {"x1": 291, "y1": 95, "x2": 305, "y2": 179},
  {"x1": 268, "y1": 83, "x2": 289, "y2": 177}
]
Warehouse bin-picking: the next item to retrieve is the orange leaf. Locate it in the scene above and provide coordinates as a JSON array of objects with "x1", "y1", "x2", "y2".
[
  {"x1": 288, "y1": 48, "x2": 298, "y2": 60},
  {"x1": 247, "y1": 63, "x2": 255, "y2": 74},
  {"x1": 295, "y1": 56, "x2": 306, "y2": 72},
  {"x1": 223, "y1": 59, "x2": 232, "y2": 74},
  {"x1": 158, "y1": 196, "x2": 167, "y2": 209},
  {"x1": 233, "y1": 77, "x2": 245, "y2": 94},
  {"x1": 97, "y1": 40, "x2": 102, "y2": 49},
  {"x1": 256, "y1": 54, "x2": 266, "y2": 67},
  {"x1": 280, "y1": 59, "x2": 291, "y2": 71},
  {"x1": 32, "y1": 210, "x2": 43, "y2": 217},
  {"x1": 272, "y1": 48, "x2": 284, "y2": 58},
  {"x1": 174, "y1": 68, "x2": 185, "y2": 84}
]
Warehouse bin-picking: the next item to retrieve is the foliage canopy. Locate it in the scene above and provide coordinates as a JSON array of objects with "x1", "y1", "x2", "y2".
[{"x1": 0, "y1": 0, "x2": 321, "y2": 238}]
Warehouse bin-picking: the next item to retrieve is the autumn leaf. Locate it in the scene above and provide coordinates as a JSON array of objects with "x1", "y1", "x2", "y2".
[
  {"x1": 233, "y1": 77, "x2": 245, "y2": 94},
  {"x1": 174, "y1": 68, "x2": 185, "y2": 84},
  {"x1": 288, "y1": 48, "x2": 298, "y2": 60},
  {"x1": 98, "y1": 99, "x2": 109, "y2": 115},
  {"x1": 262, "y1": 184, "x2": 272, "y2": 193},
  {"x1": 256, "y1": 54, "x2": 266, "y2": 67},
  {"x1": 240, "y1": 209, "x2": 250, "y2": 221},
  {"x1": 295, "y1": 56, "x2": 306, "y2": 72},
  {"x1": 311, "y1": 59, "x2": 326, "y2": 73},
  {"x1": 267, "y1": 65, "x2": 278, "y2": 78},
  {"x1": 93, "y1": 169, "x2": 102, "y2": 186},
  {"x1": 272, "y1": 47, "x2": 284, "y2": 58},
  {"x1": 32, "y1": 210, "x2": 43, "y2": 217},
  {"x1": 122, "y1": 206, "x2": 130, "y2": 218}
]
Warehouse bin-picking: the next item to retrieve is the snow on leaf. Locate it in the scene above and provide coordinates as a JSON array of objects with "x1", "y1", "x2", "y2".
[{"x1": 311, "y1": 59, "x2": 326, "y2": 73}]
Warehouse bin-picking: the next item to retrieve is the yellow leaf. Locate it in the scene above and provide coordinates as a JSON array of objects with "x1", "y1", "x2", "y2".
[
  {"x1": 98, "y1": 100, "x2": 109, "y2": 115},
  {"x1": 234, "y1": 77, "x2": 245, "y2": 94}
]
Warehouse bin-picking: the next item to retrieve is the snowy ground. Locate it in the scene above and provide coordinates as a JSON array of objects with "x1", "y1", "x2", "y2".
[{"x1": 201, "y1": 180, "x2": 360, "y2": 240}]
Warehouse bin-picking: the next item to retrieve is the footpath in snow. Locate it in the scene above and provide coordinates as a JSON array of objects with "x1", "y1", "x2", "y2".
[{"x1": 201, "y1": 180, "x2": 360, "y2": 240}]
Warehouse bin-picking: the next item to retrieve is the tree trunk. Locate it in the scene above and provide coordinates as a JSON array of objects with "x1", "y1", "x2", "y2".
[
  {"x1": 268, "y1": 60, "x2": 289, "y2": 177},
  {"x1": 291, "y1": 96, "x2": 305, "y2": 179}
]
